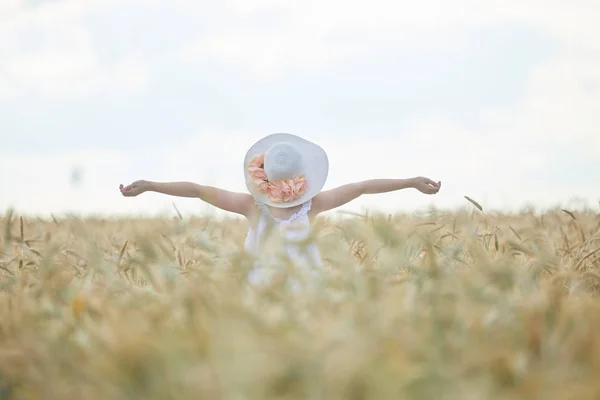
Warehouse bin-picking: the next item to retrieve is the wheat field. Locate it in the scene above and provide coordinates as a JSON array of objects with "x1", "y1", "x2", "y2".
[{"x1": 1, "y1": 204, "x2": 600, "y2": 400}]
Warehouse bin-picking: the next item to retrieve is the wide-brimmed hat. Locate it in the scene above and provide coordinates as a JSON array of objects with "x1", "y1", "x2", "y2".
[{"x1": 244, "y1": 133, "x2": 329, "y2": 208}]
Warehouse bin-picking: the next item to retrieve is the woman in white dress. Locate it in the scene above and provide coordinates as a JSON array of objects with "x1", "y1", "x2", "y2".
[{"x1": 119, "y1": 133, "x2": 441, "y2": 285}]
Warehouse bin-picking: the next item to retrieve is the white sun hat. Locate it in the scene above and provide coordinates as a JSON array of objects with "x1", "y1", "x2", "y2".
[{"x1": 243, "y1": 133, "x2": 329, "y2": 208}]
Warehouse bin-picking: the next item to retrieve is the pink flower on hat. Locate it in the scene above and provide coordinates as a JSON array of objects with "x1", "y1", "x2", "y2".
[{"x1": 248, "y1": 154, "x2": 307, "y2": 203}]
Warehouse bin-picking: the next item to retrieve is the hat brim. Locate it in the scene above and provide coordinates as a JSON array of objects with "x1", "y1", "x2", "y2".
[{"x1": 244, "y1": 133, "x2": 329, "y2": 208}]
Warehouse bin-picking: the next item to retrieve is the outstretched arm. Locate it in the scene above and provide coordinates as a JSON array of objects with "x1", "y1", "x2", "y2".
[
  {"x1": 119, "y1": 180, "x2": 254, "y2": 217},
  {"x1": 310, "y1": 177, "x2": 441, "y2": 215}
]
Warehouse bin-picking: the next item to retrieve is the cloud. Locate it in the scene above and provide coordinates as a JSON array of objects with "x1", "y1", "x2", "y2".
[
  {"x1": 179, "y1": 1, "x2": 471, "y2": 76},
  {"x1": 0, "y1": 0, "x2": 149, "y2": 100},
  {"x1": 181, "y1": 33, "x2": 343, "y2": 78},
  {"x1": 179, "y1": 0, "x2": 600, "y2": 77},
  {"x1": 0, "y1": 0, "x2": 21, "y2": 13}
]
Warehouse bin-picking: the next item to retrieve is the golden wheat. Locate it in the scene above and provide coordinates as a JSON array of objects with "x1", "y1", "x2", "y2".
[{"x1": 1, "y1": 206, "x2": 600, "y2": 399}]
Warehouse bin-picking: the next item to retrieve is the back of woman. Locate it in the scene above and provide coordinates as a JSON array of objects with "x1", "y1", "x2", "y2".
[{"x1": 119, "y1": 132, "x2": 441, "y2": 290}]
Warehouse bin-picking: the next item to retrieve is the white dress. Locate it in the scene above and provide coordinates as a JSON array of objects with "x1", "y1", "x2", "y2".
[{"x1": 244, "y1": 198, "x2": 324, "y2": 287}]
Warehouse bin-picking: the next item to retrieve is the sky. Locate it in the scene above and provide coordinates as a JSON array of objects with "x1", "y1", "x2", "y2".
[{"x1": 0, "y1": 0, "x2": 599, "y2": 218}]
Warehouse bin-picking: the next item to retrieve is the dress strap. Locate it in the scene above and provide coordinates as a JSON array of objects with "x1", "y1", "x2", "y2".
[
  {"x1": 292, "y1": 199, "x2": 312, "y2": 219},
  {"x1": 254, "y1": 199, "x2": 271, "y2": 215}
]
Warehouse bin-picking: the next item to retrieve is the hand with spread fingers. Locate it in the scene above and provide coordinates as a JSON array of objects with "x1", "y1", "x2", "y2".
[{"x1": 412, "y1": 177, "x2": 441, "y2": 195}]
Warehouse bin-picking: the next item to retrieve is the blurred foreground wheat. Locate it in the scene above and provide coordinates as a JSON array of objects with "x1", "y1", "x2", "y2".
[{"x1": 1, "y1": 206, "x2": 600, "y2": 400}]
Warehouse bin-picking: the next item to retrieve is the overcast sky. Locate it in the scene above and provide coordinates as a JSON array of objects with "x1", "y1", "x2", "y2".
[{"x1": 1, "y1": 0, "x2": 599, "y2": 217}]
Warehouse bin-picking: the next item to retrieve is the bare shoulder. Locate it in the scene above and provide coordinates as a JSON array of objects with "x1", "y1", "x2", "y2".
[
  {"x1": 211, "y1": 189, "x2": 256, "y2": 219},
  {"x1": 309, "y1": 191, "x2": 331, "y2": 217},
  {"x1": 309, "y1": 183, "x2": 364, "y2": 215},
  {"x1": 241, "y1": 196, "x2": 262, "y2": 226},
  {"x1": 309, "y1": 191, "x2": 326, "y2": 210},
  {"x1": 237, "y1": 193, "x2": 258, "y2": 217}
]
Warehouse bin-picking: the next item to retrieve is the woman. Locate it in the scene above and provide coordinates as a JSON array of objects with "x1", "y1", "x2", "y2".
[{"x1": 120, "y1": 133, "x2": 441, "y2": 282}]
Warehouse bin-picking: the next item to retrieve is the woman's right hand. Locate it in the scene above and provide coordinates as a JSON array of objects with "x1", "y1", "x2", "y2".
[{"x1": 119, "y1": 180, "x2": 150, "y2": 197}]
